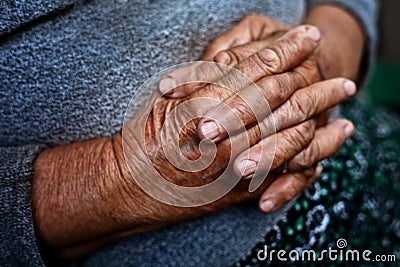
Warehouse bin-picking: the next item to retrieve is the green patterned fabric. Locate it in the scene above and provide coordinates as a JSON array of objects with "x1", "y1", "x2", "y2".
[{"x1": 238, "y1": 98, "x2": 400, "y2": 266}]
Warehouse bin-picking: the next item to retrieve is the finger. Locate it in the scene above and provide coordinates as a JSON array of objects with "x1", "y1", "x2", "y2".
[
  {"x1": 226, "y1": 25, "x2": 320, "y2": 83},
  {"x1": 197, "y1": 60, "x2": 318, "y2": 141},
  {"x1": 231, "y1": 88, "x2": 355, "y2": 179},
  {"x1": 233, "y1": 120, "x2": 317, "y2": 179},
  {"x1": 213, "y1": 39, "x2": 277, "y2": 66},
  {"x1": 288, "y1": 118, "x2": 355, "y2": 171},
  {"x1": 158, "y1": 37, "x2": 281, "y2": 98},
  {"x1": 201, "y1": 14, "x2": 286, "y2": 60},
  {"x1": 258, "y1": 168, "x2": 315, "y2": 213},
  {"x1": 196, "y1": 26, "x2": 320, "y2": 101},
  {"x1": 272, "y1": 78, "x2": 356, "y2": 131},
  {"x1": 314, "y1": 163, "x2": 324, "y2": 179},
  {"x1": 199, "y1": 77, "x2": 355, "y2": 143},
  {"x1": 251, "y1": 118, "x2": 350, "y2": 210},
  {"x1": 158, "y1": 61, "x2": 227, "y2": 98},
  {"x1": 210, "y1": 29, "x2": 287, "y2": 67},
  {"x1": 196, "y1": 26, "x2": 322, "y2": 141},
  {"x1": 158, "y1": 40, "x2": 270, "y2": 98},
  {"x1": 159, "y1": 25, "x2": 320, "y2": 98},
  {"x1": 258, "y1": 163, "x2": 324, "y2": 213}
]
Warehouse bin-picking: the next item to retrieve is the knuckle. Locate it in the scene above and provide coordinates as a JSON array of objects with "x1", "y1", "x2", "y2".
[
  {"x1": 272, "y1": 74, "x2": 292, "y2": 102},
  {"x1": 246, "y1": 124, "x2": 262, "y2": 146},
  {"x1": 272, "y1": 146, "x2": 287, "y2": 168},
  {"x1": 292, "y1": 121, "x2": 315, "y2": 147},
  {"x1": 232, "y1": 101, "x2": 254, "y2": 122},
  {"x1": 302, "y1": 167, "x2": 317, "y2": 178},
  {"x1": 290, "y1": 90, "x2": 315, "y2": 120},
  {"x1": 257, "y1": 115, "x2": 275, "y2": 139},
  {"x1": 274, "y1": 123, "x2": 314, "y2": 169},
  {"x1": 301, "y1": 119, "x2": 317, "y2": 135},
  {"x1": 255, "y1": 48, "x2": 282, "y2": 74},
  {"x1": 273, "y1": 45, "x2": 289, "y2": 71},
  {"x1": 214, "y1": 50, "x2": 239, "y2": 66},
  {"x1": 205, "y1": 84, "x2": 232, "y2": 101},
  {"x1": 279, "y1": 31, "x2": 302, "y2": 54},
  {"x1": 293, "y1": 127, "x2": 319, "y2": 170},
  {"x1": 276, "y1": 100, "x2": 296, "y2": 126},
  {"x1": 265, "y1": 77, "x2": 284, "y2": 103},
  {"x1": 286, "y1": 181, "x2": 301, "y2": 201},
  {"x1": 296, "y1": 147, "x2": 315, "y2": 170}
]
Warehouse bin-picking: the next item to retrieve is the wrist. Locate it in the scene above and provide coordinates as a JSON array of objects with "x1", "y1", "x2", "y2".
[
  {"x1": 305, "y1": 5, "x2": 365, "y2": 80},
  {"x1": 32, "y1": 137, "x2": 135, "y2": 248}
]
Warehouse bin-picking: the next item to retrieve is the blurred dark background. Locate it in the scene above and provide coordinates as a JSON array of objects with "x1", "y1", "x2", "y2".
[
  {"x1": 366, "y1": 0, "x2": 400, "y2": 112},
  {"x1": 378, "y1": 0, "x2": 400, "y2": 61}
]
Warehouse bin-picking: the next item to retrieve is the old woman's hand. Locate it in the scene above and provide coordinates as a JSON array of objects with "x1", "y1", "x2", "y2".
[{"x1": 158, "y1": 8, "x2": 363, "y2": 212}]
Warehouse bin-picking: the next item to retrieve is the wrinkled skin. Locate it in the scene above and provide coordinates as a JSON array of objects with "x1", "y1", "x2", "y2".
[
  {"x1": 159, "y1": 7, "x2": 365, "y2": 212},
  {"x1": 32, "y1": 6, "x2": 363, "y2": 262}
]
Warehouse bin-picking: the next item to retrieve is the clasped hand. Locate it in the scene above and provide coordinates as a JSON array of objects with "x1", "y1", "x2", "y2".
[
  {"x1": 32, "y1": 13, "x2": 360, "y2": 260},
  {"x1": 155, "y1": 17, "x2": 355, "y2": 213}
]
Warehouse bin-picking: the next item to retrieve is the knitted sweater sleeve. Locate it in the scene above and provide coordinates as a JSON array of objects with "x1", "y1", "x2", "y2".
[
  {"x1": 0, "y1": 0, "x2": 74, "y2": 36},
  {"x1": 0, "y1": 145, "x2": 45, "y2": 266},
  {"x1": 0, "y1": 1, "x2": 76, "y2": 263}
]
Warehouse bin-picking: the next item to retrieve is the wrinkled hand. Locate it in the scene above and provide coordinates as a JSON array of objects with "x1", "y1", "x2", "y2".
[
  {"x1": 122, "y1": 26, "x2": 355, "y2": 215},
  {"x1": 32, "y1": 27, "x2": 349, "y2": 257},
  {"x1": 32, "y1": 10, "x2": 362, "y2": 261},
  {"x1": 158, "y1": 20, "x2": 357, "y2": 212},
  {"x1": 200, "y1": 10, "x2": 364, "y2": 80}
]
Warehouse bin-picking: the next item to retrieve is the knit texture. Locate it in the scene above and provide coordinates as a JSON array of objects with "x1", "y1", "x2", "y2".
[
  {"x1": 0, "y1": 0, "x2": 75, "y2": 35},
  {"x1": 0, "y1": 0, "x2": 377, "y2": 265},
  {"x1": 0, "y1": 145, "x2": 45, "y2": 266}
]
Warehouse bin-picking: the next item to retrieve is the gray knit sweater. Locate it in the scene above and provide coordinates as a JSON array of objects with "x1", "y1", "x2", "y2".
[{"x1": 0, "y1": 0, "x2": 377, "y2": 266}]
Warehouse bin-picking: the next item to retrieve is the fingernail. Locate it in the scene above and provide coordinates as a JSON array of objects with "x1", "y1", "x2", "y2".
[
  {"x1": 315, "y1": 164, "x2": 323, "y2": 177},
  {"x1": 261, "y1": 199, "x2": 276, "y2": 212},
  {"x1": 214, "y1": 52, "x2": 231, "y2": 65},
  {"x1": 159, "y1": 77, "x2": 176, "y2": 95},
  {"x1": 200, "y1": 121, "x2": 220, "y2": 140},
  {"x1": 306, "y1": 26, "x2": 321, "y2": 41},
  {"x1": 344, "y1": 80, "x2": 356, "y2": 96},
  {"x1": 238, "y1": 160, "x2": 257, "y2": 178},
  {"x1": 344, "y1": 123, "x2": 355, "y2": 137}
]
